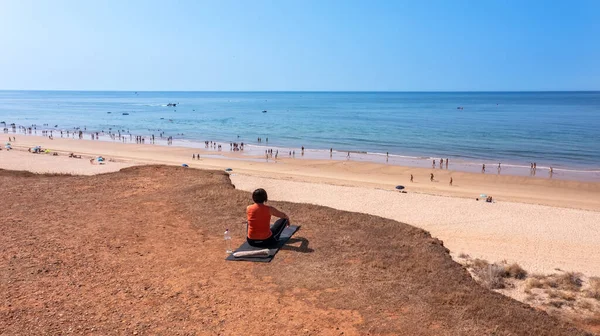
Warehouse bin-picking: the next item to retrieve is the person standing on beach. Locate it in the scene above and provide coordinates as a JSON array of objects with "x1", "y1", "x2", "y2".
[
  {"x1": 445, "y1": 158, "x2": 449, "y2": 169},
  {"x1": 482, "y1": 164, "x2": 486, "y2": 173},
  {"x1": 440, "y1": 158, "x2": 444, "y2": 168},
  {"x1": 410, "y1": 174, "x2": 413, "y2": 183},
  {"x1": 433, "y1": 159, "x2": 436, "y2": 168},
  {"x1": 549, "y1": 166, "x2": 554, "y2": 177},
  {"x1": 449, "y1": 177, "x2": 453, "y2": 186},
  {"x1": 347, "y1": 152, "x2": 350, "y2": 160},
  {"x1": 430, "y1": 173, "x2": 434, "y2": 182},
  {"x1": 530, "y1": 163, "x2": 534, "y2": 176},
  {"x1": 330, "y1": 148, "x2": 333, "y2": 158},
  {"x1": 301, "y1": 146, "x2": 304, "y2": 156}
]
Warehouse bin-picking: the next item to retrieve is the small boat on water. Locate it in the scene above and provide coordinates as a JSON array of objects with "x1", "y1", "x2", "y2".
[
  {"x1": 107, "y1": 112, "x2": 111, "y2": 114},
  {"x1": 122, "y1": 112, "x2": 129, "y2": 115},
  {"x1": 262, "y1": 110, "x2": 267, "y2": 113},
  {"x1": 167, "y1": 103, "x2": 177, "y2": 107}
]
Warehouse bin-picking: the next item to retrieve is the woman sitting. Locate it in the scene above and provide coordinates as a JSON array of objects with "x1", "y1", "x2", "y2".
[{"x1": 246, "y1": 188, "x2": 290, "y2": 248}]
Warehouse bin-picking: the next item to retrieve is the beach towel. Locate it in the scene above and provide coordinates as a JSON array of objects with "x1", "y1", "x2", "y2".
[{"x1": 225, "y1": 225, "x2": 300, "y2": 262}]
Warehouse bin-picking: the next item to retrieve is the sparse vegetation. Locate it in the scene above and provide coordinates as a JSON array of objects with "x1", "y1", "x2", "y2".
[
  {"x1": 471, "y1": 258, "x2": 490, "y2": 269},
  {"x1": 459, "y1": 256, "x2": 599, "y2": 333},
  {"x1": 577, "y1": 300, "x2": 593, "y2": 310},
  {"x1": 466, "y1": 260, "x2": 529, "y2": 289},
  {"x1": 558, "y1": 291, "x2": 576, "y2": 301},
  {"x1": 586, "y1": 277, "x2": 600, "y2": 300},
  {"x1": 484, "y1": 264, "x2": 507, "y2": 289},
  {"x1": 547, "y1": 289, "x2": 559, "y2": 299},
  {"x1": 557, "y1": 272, "x2": 583, "y2": 291},
  {"x1": 526, "y1": 277, "x2": 544, "y2": 290},
  {"x1": 505, "y1": 263, "x2": 527, "y2": 279},
  {"x1": 522, "y1": 272, "x2": 583, "y2": 292},
  {"x1": 525, "y1": 294, "x2": 536, "y2": 302}
]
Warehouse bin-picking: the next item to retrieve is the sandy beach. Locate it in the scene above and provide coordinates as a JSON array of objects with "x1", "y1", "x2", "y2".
[{"x1": 3, "y1": 134, "x2": 600, "y2": 277}]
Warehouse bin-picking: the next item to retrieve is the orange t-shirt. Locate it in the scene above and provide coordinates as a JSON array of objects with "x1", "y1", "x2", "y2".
[{"x1": 247, "y1": 203, "x2": 272, "y2": 240}]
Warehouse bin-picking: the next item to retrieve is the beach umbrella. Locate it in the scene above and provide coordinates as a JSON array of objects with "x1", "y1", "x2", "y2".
[{"x1": 395, "y1": 185, "x2": 405, "y2": 190}]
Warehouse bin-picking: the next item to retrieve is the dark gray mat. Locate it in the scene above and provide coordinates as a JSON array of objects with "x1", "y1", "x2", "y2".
[{"x1": 225, "y1": 225, "x2": 300, "y2": 262}]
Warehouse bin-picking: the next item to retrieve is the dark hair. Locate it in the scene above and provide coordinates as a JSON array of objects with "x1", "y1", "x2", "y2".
[{"x1": 252, "y1": 188, "x2": 268, "y2": 204}]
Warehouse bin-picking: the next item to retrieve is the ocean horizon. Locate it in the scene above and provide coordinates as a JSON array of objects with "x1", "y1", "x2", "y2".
[{"x1": 1, "y1": 90, "x2": 599, "y2": 177}]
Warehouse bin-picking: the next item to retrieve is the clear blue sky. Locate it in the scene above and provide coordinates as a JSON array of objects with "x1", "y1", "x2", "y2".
[{"x1": 0, "y1": 0, "x2": 598, "y2": 91}]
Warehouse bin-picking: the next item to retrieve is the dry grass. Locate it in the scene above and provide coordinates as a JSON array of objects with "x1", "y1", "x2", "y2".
[
  {"x1": 0, "y1": 165, "x2": 588, "y2": 336},
  {"x1": 586, "y1": 277, "x2": 600, "y2": 300},
  {"x1": 467, "y1": 260, "x2": 529, "y2": 290},
  {"x1": 526, "y1": 277, "x2": 544, "y2": 290},
  {"x1": 558, "y1": 272, "x2": 584, "y2": 291},
  {"x1": 523, "y1": 272, "x2": 583, "y2": 292},
  {"x1": 471, "y1": 258, "x2": 490, "y2": 269},
  {"x1": 525, "y1": 294, "x2": 536, "y2": 302},
  {"x1": 466, "y1": 261, "x2": 599, "y2": 333},
  {"x1": 505, "y1": 263, "x2": 528, "y2": 280},
  {"x1": 485, "y1": 264, "x2": 508, "y2": 289},
  {"x1": 577, "y1": 300, "x2": 593, "y2": 310},
  {"x1": 547, "y1": 289, "x2": 560, "y2": 299},
  {"x1": 558, "y1": 291, "x2": 577, "y2": 301}
]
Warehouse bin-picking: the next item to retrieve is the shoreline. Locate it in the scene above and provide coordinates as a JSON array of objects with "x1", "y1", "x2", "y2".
[
  {"x1": 3, "y1": 134, "x2": 600, "y2": 211},
  {"x1": 4, "y1": 125, "x2": 600, "y2": 182}
]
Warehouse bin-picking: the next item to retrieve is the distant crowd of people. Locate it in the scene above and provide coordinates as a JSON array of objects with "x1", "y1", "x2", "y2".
[{"x1": 3, "y1": 121, "x2": 557, "y2": 184}]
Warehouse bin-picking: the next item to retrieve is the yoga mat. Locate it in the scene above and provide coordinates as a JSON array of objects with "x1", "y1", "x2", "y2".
[{"x1": 225, "y1": 225, "x2": 300, "y2": 262}]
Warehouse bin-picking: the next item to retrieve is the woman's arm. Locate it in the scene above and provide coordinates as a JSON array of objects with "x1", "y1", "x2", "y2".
[{"x1": 269, "y1": 206, "x2": 289, "y2": 220}]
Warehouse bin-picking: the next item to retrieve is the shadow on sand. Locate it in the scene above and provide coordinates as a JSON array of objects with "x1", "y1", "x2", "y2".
[{"x1": 281, "y1": 237, "x2": 314, "y2": 253}]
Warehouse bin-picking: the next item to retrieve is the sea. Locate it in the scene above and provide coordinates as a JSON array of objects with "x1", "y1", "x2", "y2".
[{"x1": 1, "y1": 91, "x2": 599, "y2": 180}]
